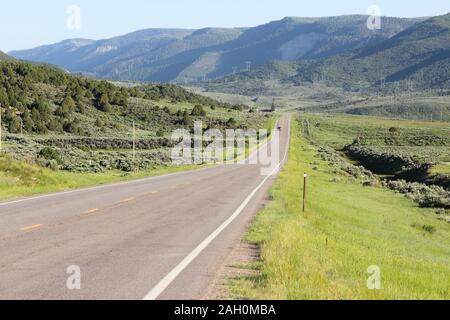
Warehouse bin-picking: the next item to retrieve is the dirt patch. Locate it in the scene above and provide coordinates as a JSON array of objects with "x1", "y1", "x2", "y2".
[
  {"x1": 202, "y1": 242, "x2": 261, "y2": 300},
  {"x1": 202, "y1": 183, "x2": 274, "y2": 300}
]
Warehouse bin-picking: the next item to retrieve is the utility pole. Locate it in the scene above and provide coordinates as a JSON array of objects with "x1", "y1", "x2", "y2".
[
  {"x1": 0, "y1": 103, "x2": 2, "y2": 153},
  {"x1": 246, "y1": 61, "x2": 251, "y2": 72},
  {"x1": 132, "y1": 121, "x2": 136, "y2": 166}
]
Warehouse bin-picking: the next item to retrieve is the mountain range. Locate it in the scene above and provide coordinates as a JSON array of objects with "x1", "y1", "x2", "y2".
[
  {"x1": 205, "y1": 13, "x2": 450, "y2": 91},
  {"x1": 294, "y1": 13, "x2": 450, "y2": 89},
  {"x1": 9, "y1": 15, "x2": 422, "y2": 83}
]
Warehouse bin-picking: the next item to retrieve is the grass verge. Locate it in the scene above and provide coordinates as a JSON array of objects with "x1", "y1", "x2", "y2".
[
  {"x1": 230, "y1": 115, "x2": 450, "y2": 300},
  {"x1": 0, "y1": 154, "x2": 205, "y2": 201}
]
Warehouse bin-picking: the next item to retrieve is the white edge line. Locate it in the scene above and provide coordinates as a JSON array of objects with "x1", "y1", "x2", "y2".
[{"x1": 143, "y1": 117, "x2": 291, "y2": 300}]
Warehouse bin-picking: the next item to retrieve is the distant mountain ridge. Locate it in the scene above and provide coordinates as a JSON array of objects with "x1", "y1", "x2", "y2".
[
  {"x1": 293, "y1": 13, "x2": 450, "y2": 89},
  {"x1": 9, "y1": 15, "x2": 422, "y2": 83},
  {"x1": 207, "y1": 13, "x2": 450, "y2": 91}
]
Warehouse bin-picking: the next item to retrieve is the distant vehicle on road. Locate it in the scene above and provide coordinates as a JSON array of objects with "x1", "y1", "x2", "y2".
[{"x1": 277, "y1": 125, "x2": 282, "y2": 131}]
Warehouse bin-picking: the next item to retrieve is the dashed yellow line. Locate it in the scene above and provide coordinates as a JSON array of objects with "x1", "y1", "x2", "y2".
[
  {"x1": 119, "y1": 197, "x2": 135, "y2": 204},
  {"x1": 20, "y1": 224, "x2": 43, "y2": 232},
  {"x1": 81, "y1": 208, "x2": 100, "y2": 216},
  {"x1": 148, "y1": 191, "x2": 159, "y2": 195}
]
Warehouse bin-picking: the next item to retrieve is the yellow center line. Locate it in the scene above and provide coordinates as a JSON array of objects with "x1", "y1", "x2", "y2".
[
  {"x1": 118, "y1": 197, "x2": 136, "y2": 204},
  {"x1": 148, "y1": 191, "x2": 159, "y2": 195},
  {"x1": 20, "y1": 224, "x2": 43, "y2": 232},
  {"x1": 81, "y1": 208, "x2": 100, "y2": 216}
]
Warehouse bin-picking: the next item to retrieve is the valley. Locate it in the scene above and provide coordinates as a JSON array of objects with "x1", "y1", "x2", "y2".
[{"x1": 1, "y1": 5, "x2": 450, "y2": 302}]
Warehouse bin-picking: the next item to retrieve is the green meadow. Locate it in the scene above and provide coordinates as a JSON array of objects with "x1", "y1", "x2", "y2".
[{"x1": 231, "y1": 116, "x2": 450, "y2": 300}]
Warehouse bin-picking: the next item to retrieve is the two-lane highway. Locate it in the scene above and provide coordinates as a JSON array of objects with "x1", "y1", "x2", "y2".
[{"x1": 0, "y1": 114, "x2": 291, "y2": 300}]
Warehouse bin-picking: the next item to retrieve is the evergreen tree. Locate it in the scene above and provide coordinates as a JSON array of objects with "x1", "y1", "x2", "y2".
[
  {"x1": 271, "y1": 99, "x2": 276, "y2": 112},
  {"x1": 22, "y1": 109, "x2": 34, "y2": 132},
  {"x1": 227, "y1": 117, "x2": 237, "y2": 127},
  {"x1": 191, "y1": 105, "x2": 206, "y2": 117},
  {"x1": 55, "y1": 96, "x2": 75, "y2": 118},
  {"x1": 5, "y1": 109, "x2": 20, "y2": 133},
  {"x1": 62, "y1": 96, "x2": 76, "y2": 114},
  {"x1": 96, "y1": 93, "x2": 112, "y2": 112},
  {"x1": 182, "y1": 110, "x2": 193, "y2": 127}
]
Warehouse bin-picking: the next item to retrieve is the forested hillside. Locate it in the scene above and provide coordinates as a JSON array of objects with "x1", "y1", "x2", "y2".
[
  {"x1": 0, "y1": 60, "x2": 268, "y2": 174},
  {"x1": 0, "y1": 61, "x2": 248, "y2": 136}
]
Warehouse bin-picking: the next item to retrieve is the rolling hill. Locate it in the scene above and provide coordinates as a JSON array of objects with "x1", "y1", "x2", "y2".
[
  {"x1": 210, "y1": 13, "x2": 450, "y2": 91},
  {"x1": 9, "y1": 15, "x2": 421, "y2": 83},
  {"x1": 0, "y1": 59, "x2": 268, "y2": 175},
  {"x1": 0, "y1": 51, "x2": 13, "y2": 61},
  {"x1": 0, "y1": 59, "x2": 251, "y2": 138},
  {"x1": 297, "y1": 13, "x2": 450, "y2": 89}
]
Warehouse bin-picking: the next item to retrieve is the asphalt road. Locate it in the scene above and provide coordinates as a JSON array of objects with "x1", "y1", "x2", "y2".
[{"x1": 0, "y1": 114, "x2": 291, "y2": 300}]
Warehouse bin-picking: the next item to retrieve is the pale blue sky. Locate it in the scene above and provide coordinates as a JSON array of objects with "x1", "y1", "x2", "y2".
[{"x1": 1, "y1": 0, "x2": 449, "y2": 52}]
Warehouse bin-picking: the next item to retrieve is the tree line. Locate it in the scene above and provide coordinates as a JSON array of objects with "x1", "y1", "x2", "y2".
[{"x1": 0, "y1": 61, "x2": 244, "y2": 135}]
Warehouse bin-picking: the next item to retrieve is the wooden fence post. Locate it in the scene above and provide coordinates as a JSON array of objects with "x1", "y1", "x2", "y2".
[{"x1": 302, "y1": 173, "x2": 307, "y2": 212}]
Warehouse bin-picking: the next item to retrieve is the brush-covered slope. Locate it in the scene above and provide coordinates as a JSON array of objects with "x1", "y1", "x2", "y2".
[{"x1": 0, "y1": 60, "x2": 250, "y2": 138}]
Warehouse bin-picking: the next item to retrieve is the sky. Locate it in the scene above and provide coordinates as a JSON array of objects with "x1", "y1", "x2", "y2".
[{"x1": 1, "y1": 0, "x2": 449, "y2": 52}]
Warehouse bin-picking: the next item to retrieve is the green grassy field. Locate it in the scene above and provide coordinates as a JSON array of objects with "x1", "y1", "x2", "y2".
[
  {"x1": 189, "y1": 82, "x2": 355, "y2": 111},
  {"x1": 301, "y1": 113, "x2": 450, "y2": 147},
  {"x1": 301, "y1": 113, "x2": 450, "y2": 174},
  {"x1": 432, "y1": 162, "x2": 450, "y2": 175},
  {"x1": 230, "y1": 116, "x2": 450, "y2": 299},
  {"x1": 0, "y1": 154, "x2": 206, "y2": 200}
]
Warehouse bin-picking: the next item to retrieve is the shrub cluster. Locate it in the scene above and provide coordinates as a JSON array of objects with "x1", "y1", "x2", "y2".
[
  {"x1": 36, "y1": 137, "x2": 177, "y2": 150},
  {"x1": 384, "y1": 180, "x2": 450, "y2": 209},
  {"x1": 60, "y1": 149, "x2": 171, "y2": 173},
  {"x1": 5, "y1": 134, "x2": 171, "y2": 173},
  {"x1": 355, "y1": 132, "x2": 450, "y2": 147},
  {"x1": 344, "y1": 143, "x2": 421, "y2": 175},
  {"x1": 317, "y1": 146, "x2": 449, "y2": 210},
  {"x1": 317, "y1": 146, "x2": 378, "y2": 183}
]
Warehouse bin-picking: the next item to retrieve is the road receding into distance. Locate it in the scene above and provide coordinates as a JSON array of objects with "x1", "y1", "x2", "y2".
[{"x1": 0, "y1": 114, "x2": 291, "y2": 300}]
